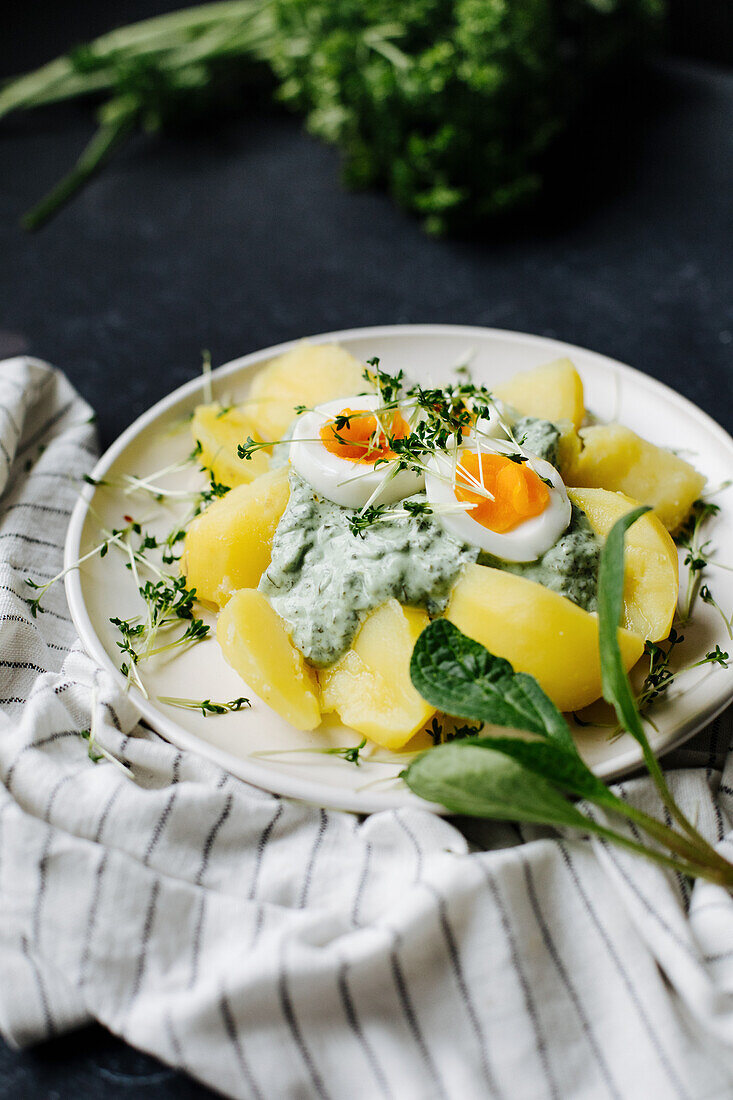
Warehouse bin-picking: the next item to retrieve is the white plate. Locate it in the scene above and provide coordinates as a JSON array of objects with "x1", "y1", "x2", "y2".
[{"x1": 65, "y1": 325, "x2": 733, "y2": 813}]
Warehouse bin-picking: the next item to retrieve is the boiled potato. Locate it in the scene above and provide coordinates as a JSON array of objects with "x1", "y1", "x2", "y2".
[
  {"x1": 556, "y1": 420, "x2": 582, "y2": 480},
  {"x1": 192, "y1": 404, "x2": 270, "y2": 487},
  {"x1": 446, "y1": 564, "x2": 644, "y2": 712},
  {"x1": 495, "y1": 358, "x2": 585, "y2": 431},
  {"x1": 319, "y1": 600, "x2": 435, "y2": 750},
  {"x1": 247, "y1": 342, "x2": 367, "y2": 440},
  {"x1": 567, "y1": 424, "x2": 705, "y2": 534},
  {"x1": 181, "y1": 467, "x2": 290, "y2": 607},
  {"x1": 218, "y1": 589, "x2": 321, "y2": 730},
  {"x1": 569, "y1": 488, "x2": 678, "y2": 643}
]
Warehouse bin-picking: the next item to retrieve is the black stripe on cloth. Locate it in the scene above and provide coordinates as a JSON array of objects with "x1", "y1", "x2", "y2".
[
  {"x1": 337, "y1": 957, "x2": 394, "y2": 1100},
  {"x1": 478, "y1": 859, "x2": 559, "y2": 1100},
  {"x1": 719, "y1": 783, "x2": 733, "y2": 798},
  {"x1": 171, "y1": 752, "x2": 183, "y2": 785},
  {"x1": 424, "y1": 882, "x2": 499, "y2": 1097},
  {"x1": 0, "y1": 584, "x2": 41, "y2": 609},
  {"x1": 0, "y1": 371, "x2": 50, "y2": 399},
  {"x1": 278, "y1": 948, "x2": 331, "y2": 1100},
  {"x1": 0, "y1": 584, "x2": 72, "y2": 625},
  {"x1": 249, "y1": 904, "x2": 267, "y2": 951},
  {"x1": 0, "y1": 530, "x2": 65, "y2": 552},
  {"x1": 557, "y1": 842, "x2": 689, "y2": 1100},
  {"x1": 189, "y1": 895, "x2": 207, "y2": 990},
  {"x1": 4, "y1": 729, "x2": 80, "y2": 793},
  {"x1": 78, "y1": 850, "x2": 108, "y2": 987},
  {"x1": 6, "y1": 561, "x2": 57, "y2": 579},
  {"x1": 351, "y1": 840, "x2": 373, "y2": 927},
  {"x1": 16, "y1": 399, "x2": 76, "y2": 457},
  {"x1": 521, "y1": 856, "x2": 622, "y2": 1100},
  {"x1": 29, "y1": 603, "x2": 72, "y2": 624},
  {"x1": 395, "y1": 812, "x2": 422, "y2": 883},
  {"x1": 0, "y1": 614, "x2": 68, "y2": 651},
  {"x1": 100, "y1": 699, "x2": 122, "y2": 732},
  {"x1": 143, "y1": 790, "x2": 178, "y2": 866},
  {"x1": 195, "y1": 794, "x2": 234, "y2": 886},
  {"x1": 94, "y1": 784, "x2": 123, "y2": 843},
  {"x1": 129, "y1": 877, "x2": 162, "y2": 1003},
  {"x1": 0, "y1": 436, "x2": 11, "y2": 469},
  {"x1": 0, "y1": 696, "x2": 26, "y2": 705},
  {"x1": 1, "y1": 501, "x2": 73, "y2": 519},
  {"x1": 0, "y1": 401, "x2": 21, "y2": 437},
  {"x1": 248, "y1": 801, "x2": 283, "y2": 900},
  {"x1": 703, "y1": 947, "x2": 733, "y2": 963},
  {"x1": 219, "y1": 994, "x2": 266, "y2": 1100},
  {"x1": 21, "y1": 934, "x2": 56, "y2": 1040},
  {"x1": 0, "y1": 660, "x2": 50, "y2": 674},
  {"x1": 298, "y1": 808, "x2": 328, "y2": 908},
  {"x1": 388, "y1": 935, "x2": 448, "y2": 1100},
  {"x1": 662, "y1": 804, "x2": 691, "y2": 910},
  {"x1": 164, "y1": 1012, "x2": 189, "y2": 1074},
  {"x1": 31, "y1": 771, "x2": 79, "y2": 943}
]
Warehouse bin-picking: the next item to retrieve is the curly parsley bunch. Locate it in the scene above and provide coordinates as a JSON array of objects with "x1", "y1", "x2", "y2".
[
  {"x1": 269, "y1": 0, "x2": 662, "y2": 233},
  {"x1": 1, "y1": 0, "x2": 663, "y2": 232}
]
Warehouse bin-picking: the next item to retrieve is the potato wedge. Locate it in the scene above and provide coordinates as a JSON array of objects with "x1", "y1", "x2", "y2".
[
  {"x1": 192, "y1": 404, "x2": 270, "y2": 487},
  {"x1": 567, "y1": 424, "x2": 705, "y2": 534},
  {"x1": 218, "y1": 589, "x2": 321, "y2": 730},
  {"x1": 181, "y1": 467, "x2": 290, "y2": 607},
  {"x1": 247, "y1": 342, "x2": 367, "y2": 440},
  {"x1": 319, "y1": 599, "x2": 435, "y2": 750},
  {"x1": 495, "y1": 358, "x2": 585, "y2": 431},
  {"x1": 446, "y1": 564, "x2": 644, "y2": 712},
  {"x1": 569, "y1": 488, "x2": 678, "y2": 642}
]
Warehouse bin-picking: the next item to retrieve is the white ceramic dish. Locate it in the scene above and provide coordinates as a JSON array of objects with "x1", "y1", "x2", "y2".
[{"x1": 65, "y1": 325, "x2": 733, "y2": 813}]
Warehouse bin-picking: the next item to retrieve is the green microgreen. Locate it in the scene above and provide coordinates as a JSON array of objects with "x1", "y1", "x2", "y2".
[
  {"x1": 676, "y1": 499, "x2": 723, "y2": 623},
  {"x1": 158, "y1": 695, "x2": 250, "y2": 716}
]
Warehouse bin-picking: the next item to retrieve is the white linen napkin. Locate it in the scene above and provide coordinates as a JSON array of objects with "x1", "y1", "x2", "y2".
[{"x1": 2, "y1": 355, "x2": 733, "y2": 1100}]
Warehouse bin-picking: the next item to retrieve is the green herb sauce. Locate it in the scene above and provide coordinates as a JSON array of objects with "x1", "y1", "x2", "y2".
[
  {"x1": 513, "y1": 416, "x2": 560, "y2": 465},
  {"x1": 478, "y1": 504, "x2": 601, "y2": 612},
  {"x1": 260, "y1": 473, "x2": 478, "y2": 666}
]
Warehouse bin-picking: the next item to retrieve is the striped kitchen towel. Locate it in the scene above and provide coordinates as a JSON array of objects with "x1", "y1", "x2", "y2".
[{"x1": 1, "y1": 355, "x2": 733, "y2": 1100}]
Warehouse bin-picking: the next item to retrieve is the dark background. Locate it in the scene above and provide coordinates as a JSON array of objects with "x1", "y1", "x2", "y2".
[{"x1": 1, "y1": 2, "x2": 732, "y2": 1096}]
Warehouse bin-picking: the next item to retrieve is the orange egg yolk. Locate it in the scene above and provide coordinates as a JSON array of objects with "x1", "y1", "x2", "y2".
[
  {"x1": 455, "y1": 452, "x2": 551, "y2": 533},
  {"x1": 320, "y1": 407, "x2": 410, "y2": 464}
]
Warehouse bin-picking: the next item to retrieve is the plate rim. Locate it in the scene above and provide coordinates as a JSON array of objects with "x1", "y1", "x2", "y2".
[{"x1": 64, "y1": 323, "x2": 733, "y2": 809}]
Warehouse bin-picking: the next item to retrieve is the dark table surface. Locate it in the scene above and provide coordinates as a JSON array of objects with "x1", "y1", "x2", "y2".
[{"x1": 1, "y1": 14, "x2": 732, "y2": 1097}]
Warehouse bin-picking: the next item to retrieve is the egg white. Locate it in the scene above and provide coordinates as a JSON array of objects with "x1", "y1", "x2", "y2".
[
  {"x1": 289, "y1": 395, "x2": 424, "y2": 508},
  {"x1": 470, "y1": 398, "x2": 515, "y2": 441},
  {"x1": 425, "y1": 445, "x2": 571, "y2": 562}
]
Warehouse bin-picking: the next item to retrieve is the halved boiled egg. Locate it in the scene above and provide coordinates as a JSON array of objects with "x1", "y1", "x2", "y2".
[
  {"x1": 425, "y1": 445, "x2": 571, "y2": 562},
  {"x1": 289, "y1": 395, "x2": 424, "y2": 508}
]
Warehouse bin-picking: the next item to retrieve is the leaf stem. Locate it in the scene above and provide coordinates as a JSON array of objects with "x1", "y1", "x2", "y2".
[
  {"x1": 583, "y1": 818, "x2": 733, "y2": 887},
  {"x1": 22, "y1": 100, "x2": 137, "y2": 230}
]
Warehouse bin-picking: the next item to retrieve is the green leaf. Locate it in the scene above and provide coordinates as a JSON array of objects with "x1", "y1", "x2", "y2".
[
  {"x1": 597, "y1": 505, "x2": 651, "y2": 744},
  {"x1": 410, "y1": 619, "x2": 576, "y2": 752},
  {"x1": 404, "y1": 742, "x2": 593, "y2": 829},
  {"x1": 467, "y1": 736, "x2": 616, "y2": 806}
]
